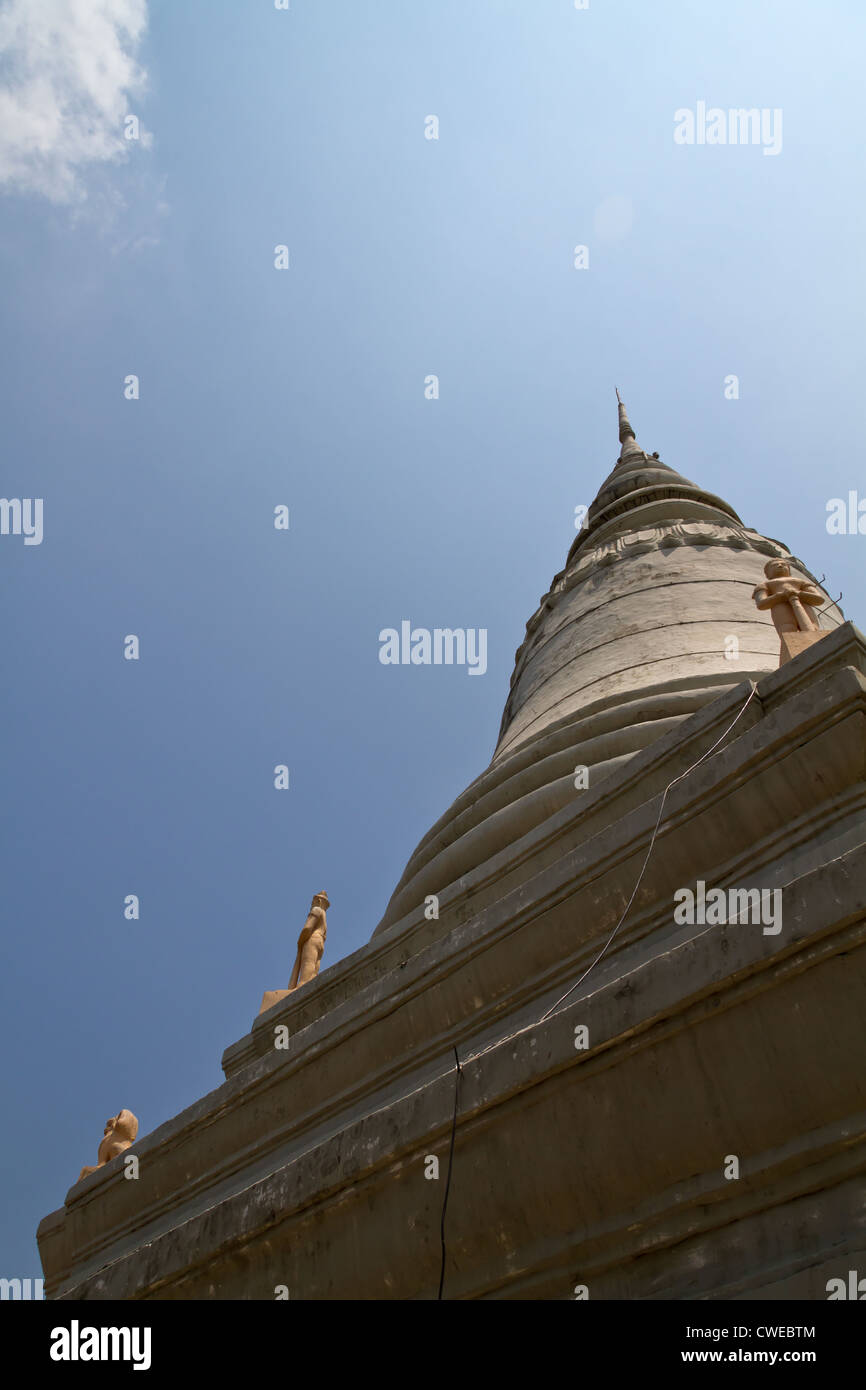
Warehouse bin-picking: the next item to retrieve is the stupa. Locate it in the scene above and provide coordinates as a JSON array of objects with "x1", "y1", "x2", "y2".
[
  {"x1": 376, "y1": 391, "x2": 808, "y2": 938},
  {"x1": 38, "y1": 399, "x2": 866, "y2": 1300}
]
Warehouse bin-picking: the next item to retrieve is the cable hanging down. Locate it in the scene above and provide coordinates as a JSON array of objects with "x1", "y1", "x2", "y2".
[{"x1": 436, "y1": 679, "x2": 760, "y2": 1298}]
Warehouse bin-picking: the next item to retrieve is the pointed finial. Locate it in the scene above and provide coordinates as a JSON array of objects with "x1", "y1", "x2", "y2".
[{"x1": 615, "y1": 386, "x2": 635, "y2": 445}]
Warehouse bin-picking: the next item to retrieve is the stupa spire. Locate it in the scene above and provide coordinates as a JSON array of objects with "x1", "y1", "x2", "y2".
[
  {"x1": 615, "y1": 386, "x2": 633, "y2": 442},
  {"x1": 615, "y1": 387, "x2": 643, "y2": 461}
]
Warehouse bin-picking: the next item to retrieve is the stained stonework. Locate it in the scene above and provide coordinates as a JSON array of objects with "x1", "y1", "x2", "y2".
[
  {"x1": 37, "y1": 403, "x2": 863, "y2": 1302},
  {"x1": 374, "y1": 405, "x2": 842, "y2": 938}
]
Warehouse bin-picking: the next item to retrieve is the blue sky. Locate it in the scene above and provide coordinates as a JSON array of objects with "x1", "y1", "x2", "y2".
[{"x1": 1, "y1": 0, "x2": 864, "y2": 1280}]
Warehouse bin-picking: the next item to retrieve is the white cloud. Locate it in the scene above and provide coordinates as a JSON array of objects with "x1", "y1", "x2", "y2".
[{"x1": 0, "y1": 0, "x2": 150, "y2": 203}]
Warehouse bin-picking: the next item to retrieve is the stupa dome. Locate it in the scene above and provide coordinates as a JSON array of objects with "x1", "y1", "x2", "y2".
[{"x1": 372, "y1": 395, "x2": 841, "y2": 937}]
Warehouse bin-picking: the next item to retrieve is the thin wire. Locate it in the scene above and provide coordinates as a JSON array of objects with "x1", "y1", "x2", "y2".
[
  {"x1": 434, "y1": 680, "x2": 759, "y2": 1297},
  {"x1": 437, "y1": 1046, "x2": 461, "y2": 1300},
  {"x1": 537, "y1": 680, "x2": 759, "y2": 1022},
  {"x1": 463, "y1": 680, "x2": 760, "y2": 1063}
]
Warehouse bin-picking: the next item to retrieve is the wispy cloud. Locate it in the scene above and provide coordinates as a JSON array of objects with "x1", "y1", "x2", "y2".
[{"x1": 0, "y1": 0, "x2": 150, "y2": 204}]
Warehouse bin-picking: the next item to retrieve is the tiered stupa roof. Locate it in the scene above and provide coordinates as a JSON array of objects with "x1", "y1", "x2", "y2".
[{"x1": 373, "y1": 395, "x2": 839, "y2": 937}]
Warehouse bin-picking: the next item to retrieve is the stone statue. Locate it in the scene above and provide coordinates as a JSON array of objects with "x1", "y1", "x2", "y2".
[
  {"x1": 288, "y1": 892, "x2": 329, "y2": 993},
  {"x1": 78, "y1": 1110, "x2": 138, "y2": 1182},
  {"x1": 258, "y1": 891, "x2": 331, "y2": 1015},
  {"x1": 752, "y1": 559, "x2": 826, "y2": 665}
]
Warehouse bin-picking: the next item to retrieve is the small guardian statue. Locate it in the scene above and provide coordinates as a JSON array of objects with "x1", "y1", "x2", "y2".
[
  {"x1": 288, "y1": 891, "x2": 329, "y2": 993},
  {"x1": 78, "y1": 1110, "x2": 138, "y2": 1182},
  {"x1": 752, "y1": 558, "x2": 827, "y2": 666},
  {"x1": 258, "y1": 891, "x2": 330, "y2": 1015}
]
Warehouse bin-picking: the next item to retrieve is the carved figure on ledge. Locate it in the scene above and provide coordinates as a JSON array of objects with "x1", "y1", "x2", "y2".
[
  {"x1": 752, "y1": 559, "x2": 827, "y2": 665},
  {"x1": 78, "y1": 1110, "x2": 138, "y2": 1182},
  {"x1": 258, "y1": 892, "x2": 330, "y2": 1016},
  {"x1": 288, "y1": 892, "x2": 329, "y2": 992}
]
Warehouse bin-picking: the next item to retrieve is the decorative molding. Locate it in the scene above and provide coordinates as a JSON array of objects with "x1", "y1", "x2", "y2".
[{"x1": 509, "y1": 523, "x2": 827, "y2": 691}]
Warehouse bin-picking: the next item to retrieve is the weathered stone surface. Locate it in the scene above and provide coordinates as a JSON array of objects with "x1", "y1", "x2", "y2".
[
  {"x1": 37, "y1": 404, "x2": 862, "y2": 1300},
  {"x1": 370, "y1": 405, "x2": 842, "y2": 939},
  {"x1": 259, "y1": 989, "x2": 290, "y2": 1015},
  {"x1": 37, "y1": 624, "x2": 866, "y2": 1299},
  {"x1": 780, "y1": 630, "x2": 827, "y2": 664},
  {"x1": 375, "y1": 525, "x2": 841, "y2": 938}
]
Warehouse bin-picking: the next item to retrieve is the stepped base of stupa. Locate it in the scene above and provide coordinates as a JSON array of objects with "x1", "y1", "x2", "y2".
[{"x1": 38, "y1": 623, "x2": 866, "y2": 1300}]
